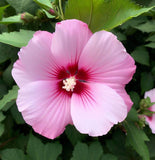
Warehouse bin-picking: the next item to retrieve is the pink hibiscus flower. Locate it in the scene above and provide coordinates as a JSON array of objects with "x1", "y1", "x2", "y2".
[
  {"x1": 12, "y1": 19, "x2": 136, "y2": 139},
  {"x1": 144, "y1": 88, "x2": 155, "y2": 133}
]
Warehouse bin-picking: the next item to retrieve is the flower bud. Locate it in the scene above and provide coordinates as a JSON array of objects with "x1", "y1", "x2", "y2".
[
  {"x1": 49, "y1": 8, "x2": 55, "y2": 15},
  {"x1": 21, "y1": 12, "x2": 34, "y2": 22}
]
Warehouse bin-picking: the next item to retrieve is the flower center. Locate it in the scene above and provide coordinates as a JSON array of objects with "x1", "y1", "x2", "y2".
[{"x1": 62, "y1": 76, "x2": 76, "y2": 92}]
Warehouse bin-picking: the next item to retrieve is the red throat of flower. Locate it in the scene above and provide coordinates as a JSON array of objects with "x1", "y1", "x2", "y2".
[{"x1": 57, "y1": 64, "x2": 90, "y2": 96}]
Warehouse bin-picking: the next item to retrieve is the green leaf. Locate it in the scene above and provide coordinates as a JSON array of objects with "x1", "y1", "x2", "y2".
[
  {"x1": 2, "y1": 64, "x2": 14, "y2": 87},
  {"x1": 0, "y1": 15, "x2": 23, "y2": 24},
  {"x1": 65, "y1": 125, "x2": 87, "y2": 146},
  {"x1": 129, "y1": 92, "x2": 141, "y2": 109},
  {"x1": 10, "y1": 104, "x2": 25, "y2": 124},
  {"x1": 105, "y1": 130, "x2": 129, "y2": 159},
  {"x1": 0, "y1": 80, "x2": 7, "y2": 98},
  {"x1": 120, "y1": 16, "x2": 147, "y2": 30},
  {"x1": 27, "y1": 134, "x2": 62, "y2": 160},
  {"x1": 0, "y1": 1, "x2": 8, "y2": 7},
  {"x1": 131, "y1": 46, "x2": 150, "y2": 66},
  {"x1": 71, "y1": 142, "x2": 103, "y2": 160},
  {"x1": 125, "y1": 122, "x2": 150, "y2": 160},
  {"x1": 112, "y1": 29, "x2": 127, "y2": 41},
  {"x1": 115, "y1": 32, "x2": 127, "y2": 41},
  {"x1": 141, "y1": 72, "x2": 154, "y2": 94},
  {"x1": 0, "y1": 123, "x2": 4, "y2": 136},
  {"x1": 0, "y1": 29, "x2": 35, "y2": 48},
  {"x1": 134, "y1": 20, "x2": 155, "y2": 33},
  {"x1": 125, "y1": 110, "x2": 150, "y2": 160},
  {"x1": 1, "y1": 148, "x2": 26, "y2": 160},
  {"x1": 145, "y1": 42, "x2": 155, "y2": 48},
  {"x1": 65, "y1": 0, "x2": 155, "y2": 32},
  {"x1": 0, "y1": 5, "x2": 9, "y2": 20},
  {"x1": 2, "y1": 101, "x2": 16, "y2": 112},
  {"x1": 71, "y1": 142, "x2": 88, "y2": 160},
  {"x1": 152, "y1": 66, "x2": 155, "y2": 76},
  {"x1": 146, "y1": 34, "x2": 155, "y2": 42},
  {"x1": 6, "y1": 0, "x2": 38, "y2": 14},
  {"x1": 34, "y1": 0, "x2": 53, "y2": 11},
  {"x1": 0, "y1": 43, "x2": 18, "y2": 64},
  {"x1": 0, "y1": 85, "x2": 18, "y2": 111},
  {"x1": 126, "y1": 108, "x2": 139, "y2": 122},
  {"x1": 101, "y1": 154, "x2": 118, "y2": 160},
  {"x1": 9, "y1": 134, "x2": 29, "y2": 150},
  {"x1": 88, "y1": 142, "x2": 103, "y2": 160},
  {"x1": 147, "y1": 135, "x2": 155, "y2": 158},
  {"x1": 0, "y1": 111, "x2": 5, "y2": 122}
]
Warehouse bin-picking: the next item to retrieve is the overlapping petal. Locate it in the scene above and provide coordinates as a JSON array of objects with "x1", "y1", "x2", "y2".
[
  {"x1": 106, "y1": 83, "x2": 133, "y2": 111},
  {"x1": 78, "y1": 30, "x2": 136, "y2": 85},
  {"x1": 78, "y1": 30, "x2": 136, "y2": 110},
  {"x1": 144, "y1": 88, "x2": 155, "y2": 133},
  {"x1": 51, "y1": 19, "x2": 92, "y2": 67},
  {"x1": 71, "y1": 83, "x2": 127, "y2": 136},
  {"x1": 12, "y1": 31, "x2": 59, "y2": 88},
  {"x1": 17, "y1": 81, "x2": 72, "y2": 139},
  {"x1": 12, "y1": 60, "x2": 32, "y2": 88}
]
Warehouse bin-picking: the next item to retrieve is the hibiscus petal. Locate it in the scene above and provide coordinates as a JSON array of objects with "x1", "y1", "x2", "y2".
[
  {"x1": 12, "y1": 60, "x2": 32, "y2": 88},
  {"x1": 17, "y1": 81, "x2": 72, "y2": 139},
  {"x1": 71, "y1": 83, "x2": 127, "y2": 136},
  {"x1": 51, "y1": 19, "x2": 92, "y2": 67},
  {"x1": 106, "y1": 83, "x2": 133, "y2": 111},
  {"x1": 12, "y1": 31, "x2": 59, "y2": 88},
  {"x1": 144, "y1": 88, "x2": 155, "y2": 133},
  {"x1": 145, "y1": 88, "x2": 155, "y2": 103},
  {"x1": 145, "y1": 116, "x2": 155, "y2": 134},
  {"x1": 78, "y1": 30, "x2": 136, "y2": 85}
]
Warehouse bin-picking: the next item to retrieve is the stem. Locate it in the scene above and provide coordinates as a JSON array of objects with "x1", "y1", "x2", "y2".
[{"x1": 59, "y1": 0, "x2": 64, "y2": 20}]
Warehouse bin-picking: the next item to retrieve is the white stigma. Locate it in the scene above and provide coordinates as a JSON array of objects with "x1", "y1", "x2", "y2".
[{"x1": 62, "y1": 76, "x2": 76, "y2": 92}]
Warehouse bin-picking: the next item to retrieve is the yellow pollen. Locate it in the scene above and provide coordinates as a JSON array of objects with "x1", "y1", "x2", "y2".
[{"x1": 62, "y1": 76, "x2": 76, "y2": 92}]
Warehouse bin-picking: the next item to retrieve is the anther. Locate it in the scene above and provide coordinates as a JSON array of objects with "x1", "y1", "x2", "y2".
[{"x1": 62, "y1": 76, "x2": 76, "y2": 92}]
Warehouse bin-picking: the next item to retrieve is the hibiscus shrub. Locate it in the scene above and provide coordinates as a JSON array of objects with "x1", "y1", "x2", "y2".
[{"x1": 0, "y1": 0, "x2": 155, "y2": 160}]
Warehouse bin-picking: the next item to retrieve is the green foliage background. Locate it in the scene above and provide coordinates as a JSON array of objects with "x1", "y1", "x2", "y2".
[{"x1": 0, "y1": 0, "x2": 155, "y2": 160}]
